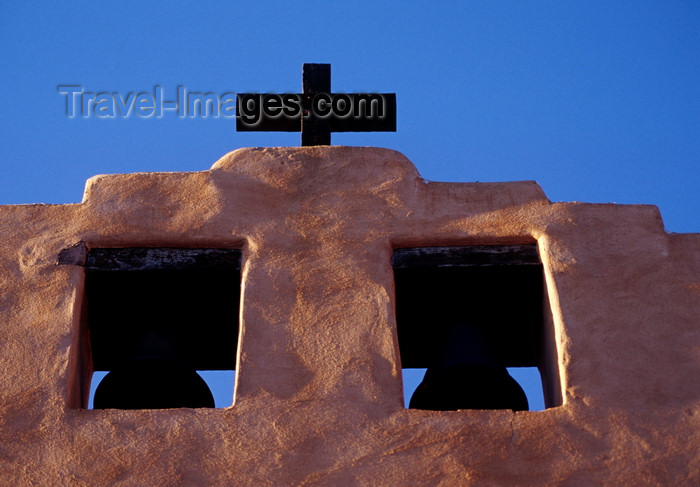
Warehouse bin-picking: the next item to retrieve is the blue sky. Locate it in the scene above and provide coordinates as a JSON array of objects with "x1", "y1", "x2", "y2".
[{"x1": 2, "y1": 2, "x2": 698, "y2": 408}]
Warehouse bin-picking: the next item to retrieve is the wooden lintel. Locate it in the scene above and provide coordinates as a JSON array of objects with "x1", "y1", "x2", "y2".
[
  {"x1": 392, "y1": 244, "x2": 540, "y2": 269},
  {"x1": 84, "y1": 248, "x2": 242, "y2": 271}
]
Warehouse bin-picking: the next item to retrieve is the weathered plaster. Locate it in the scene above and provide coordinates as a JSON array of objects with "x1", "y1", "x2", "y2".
[{"x1": 0, "y1": 146, "x2": 698, "y2": 485}]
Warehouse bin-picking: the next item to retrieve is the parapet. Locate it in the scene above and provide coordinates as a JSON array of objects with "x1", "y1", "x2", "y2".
[{"x1": 0, "y1": 146, "x2": 697, "y2": 485}]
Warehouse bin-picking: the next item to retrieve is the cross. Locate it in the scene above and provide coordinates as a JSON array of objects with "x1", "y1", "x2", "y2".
[{"x1": 236, "y1": 64, "x2": 396, "y2": 146}]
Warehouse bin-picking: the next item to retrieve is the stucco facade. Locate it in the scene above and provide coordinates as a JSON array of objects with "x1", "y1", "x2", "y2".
[{"x1": 0, "y1": 146, "x2": 698, "y2": 485}]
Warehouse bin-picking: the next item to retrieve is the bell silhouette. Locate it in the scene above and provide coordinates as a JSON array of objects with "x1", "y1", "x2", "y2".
[
  {"x1": 409, "y1": 324, "x2": 528, "y2": 411},
  {"x1": 93, "y1": 357, "x2": 215, "y2": 409}
]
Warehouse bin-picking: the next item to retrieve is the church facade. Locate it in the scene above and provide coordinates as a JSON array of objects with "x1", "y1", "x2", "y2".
[{"x1": 0, "y1": 147, "x2": 697, "y2": 485}]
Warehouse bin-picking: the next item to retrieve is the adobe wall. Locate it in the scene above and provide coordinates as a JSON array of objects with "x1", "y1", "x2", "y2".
[{"x1": 0, "y1": 146, "x2": 697, "y2": 486}]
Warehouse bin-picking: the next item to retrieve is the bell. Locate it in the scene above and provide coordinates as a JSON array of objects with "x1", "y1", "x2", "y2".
[
  {"x1": 92, "y1": 328, "x2": 216, "y2": 409},
  {"x1": 93, "y1": 357, "x2": 215, "y2": 409},
  {"x1": 409, "y1": 324, "x2": 528, "y2": 411}
]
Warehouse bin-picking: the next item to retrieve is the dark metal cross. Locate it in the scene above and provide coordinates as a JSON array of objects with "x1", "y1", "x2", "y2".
[{"x1": 236, "y1": 64, "x2": 396, "y2": 146}]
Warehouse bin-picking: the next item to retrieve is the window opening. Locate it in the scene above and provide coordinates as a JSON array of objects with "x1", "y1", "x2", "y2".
[
  {"x1": 393, "y1": 245, "x2": 560, "y2": 411},
  {"x1": 78, "y1": 247, "x2": 241, "y2": 410}
]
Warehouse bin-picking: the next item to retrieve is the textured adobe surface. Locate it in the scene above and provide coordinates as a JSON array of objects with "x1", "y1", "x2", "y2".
[{"x1": 0, "y1": 146, "x2": 698, "y2": 485}]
